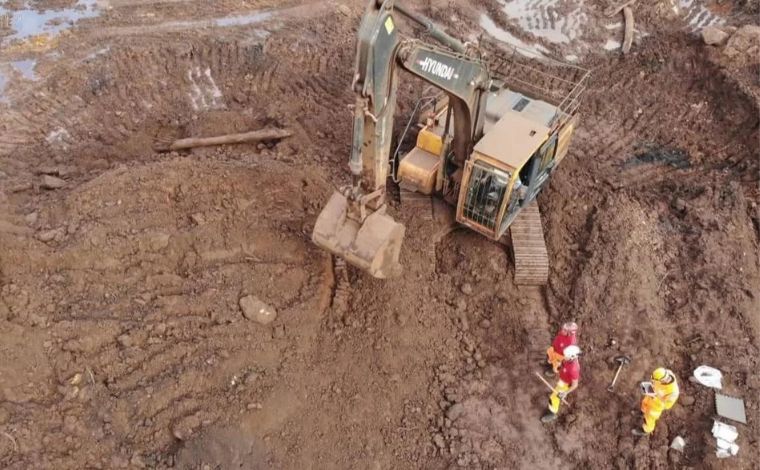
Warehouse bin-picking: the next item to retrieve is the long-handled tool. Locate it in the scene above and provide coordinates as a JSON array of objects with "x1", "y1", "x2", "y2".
[
  {"x1": 607, "y1": 355, "x2": 631, "y2": 392},
  {"x1": 534, "y1": 371, "x2": 569, "y2": 405}
]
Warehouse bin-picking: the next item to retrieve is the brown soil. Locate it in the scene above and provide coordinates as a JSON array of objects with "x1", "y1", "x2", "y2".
[{"x1": 0, "y1": 1, "x2": 758, "y2": 469}]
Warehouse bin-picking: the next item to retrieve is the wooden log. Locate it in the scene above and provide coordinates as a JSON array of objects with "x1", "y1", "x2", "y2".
[
  {"x1": 622, "y1": 7, "x2": 634, "y2": 54},
  {"x1": 604, "y1": 0, "x2": 637, "y2": 17},
  {"x1": 167, "y1": 128, "x2": 293, "y2": 151}
]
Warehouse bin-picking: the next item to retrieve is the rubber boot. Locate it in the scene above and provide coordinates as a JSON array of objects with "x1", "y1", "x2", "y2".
[
  {"x1": 543, "y1": 365, "x2": 556, "y2": 378},
  {"x1": 541, "y1": 412, "x2": 557, "y2": 423}
]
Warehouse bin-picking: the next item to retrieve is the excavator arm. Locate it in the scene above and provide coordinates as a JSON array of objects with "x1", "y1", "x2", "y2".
[{"x1": 312, "y1": 0, "x2": 490, "y2": 278}]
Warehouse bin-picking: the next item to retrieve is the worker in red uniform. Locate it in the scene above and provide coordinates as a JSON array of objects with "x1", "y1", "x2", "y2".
[
  {"x1": 545, "y1": 321, "x2": 578, "y2": 376},
  {"x1": 541, "y1": 345, "x2": 581, "y2": 423}
]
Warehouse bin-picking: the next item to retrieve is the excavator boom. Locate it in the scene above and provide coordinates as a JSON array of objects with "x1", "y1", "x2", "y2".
[{"x1": 313, "y1": 0, "x2": 489, "y2": 278}]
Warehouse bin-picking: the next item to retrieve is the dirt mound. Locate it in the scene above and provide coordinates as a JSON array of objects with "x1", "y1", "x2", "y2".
[{"x1": 0, "y1": 158, "x2": 332, "y2": 469}]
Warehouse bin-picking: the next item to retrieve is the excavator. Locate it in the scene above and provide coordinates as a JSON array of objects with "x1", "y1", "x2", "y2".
[{"x1": 312, "y1": 0, "x2": 588, "y2": 284}]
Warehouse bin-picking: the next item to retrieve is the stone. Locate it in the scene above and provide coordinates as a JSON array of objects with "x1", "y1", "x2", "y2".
[
  {"x1": 117, "y1": 334, "x2": 134, "y2": 348},
  {"x1": 148, "y1": 233, "x2": 170, "y2": 251},
  {"x1": 41, "y1": 175, "x2": 66, "y2": 189},
  {"x1": 724, "y1": 25, "x2": 760, "y2": 63},
  {"x1": 460, "y1": 283, "x2": 473, "y2": 295},
  {"x1": 171, "y1": 413, "x2": 202, "y2": 441},
  {"x1": 680, "y1": 395, "x2": 695, "y2": 406},
  {"x1": 702, "y1": 26, "x2": 729, "y2": 46},
  {"x1": 190, "y1": 213, "x2": 205, "y2": 225},
  {"x1": 670, "y1": 436, "x2": 686, "y2": 452},
  {"x1": 272, "y1": 325, "x2": 286, "y2": 339},
  {"x1": 240, "y1": 295, "x2": 277, "y2": 325},
  {"x1": 337, "y1": 4, "x2": 351, "y2": 16},
  {"x1": 446, "y1": 403, "x2": 465, "y2": 421},
  {"x1": 37, "y1": 228, "x2": 64, "y2": 242}
]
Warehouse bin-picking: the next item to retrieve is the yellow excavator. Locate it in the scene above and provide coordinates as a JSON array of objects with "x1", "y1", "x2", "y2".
[{"x1": 313, "y1": 0, "x2": 588, "y2": 283}]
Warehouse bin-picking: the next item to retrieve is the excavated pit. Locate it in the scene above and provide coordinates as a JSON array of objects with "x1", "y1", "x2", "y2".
[{"x1": 0, "y1": 0, "x2": 758, "y2": 469}]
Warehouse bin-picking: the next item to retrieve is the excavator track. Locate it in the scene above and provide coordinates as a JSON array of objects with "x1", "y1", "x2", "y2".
[{"x1": 509, "y1": 202, "x2": 549, "y2": 285}]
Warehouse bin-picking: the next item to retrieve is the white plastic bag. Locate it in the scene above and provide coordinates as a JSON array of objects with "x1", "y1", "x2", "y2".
[
  {"x1": 712, "y1": 421, "x2": 738, "y2": 442},
  {"x1": 694, "y1": 365, "x2": 723, "y2": 389}
]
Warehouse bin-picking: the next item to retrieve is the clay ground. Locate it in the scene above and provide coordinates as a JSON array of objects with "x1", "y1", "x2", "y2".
[{"x1": 0, "y1": 0, "x2": 758, "y2": 469}]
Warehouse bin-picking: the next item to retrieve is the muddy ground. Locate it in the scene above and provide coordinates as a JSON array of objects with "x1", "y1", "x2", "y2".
[{"x1": 0, "y1": 0, "x2": 758, "y2": 469}]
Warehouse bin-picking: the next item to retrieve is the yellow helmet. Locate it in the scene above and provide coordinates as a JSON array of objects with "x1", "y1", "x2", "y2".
[{"x1": 652, "y1": 368, "x2": 672, "y2": 382}]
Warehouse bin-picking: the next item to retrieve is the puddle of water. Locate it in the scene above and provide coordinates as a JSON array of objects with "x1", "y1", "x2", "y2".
[
  {"x1": 479, "y1": 14, "x2": 549, "y2": 59},
  {"x1": 0, "y1": 72, "x2": 7, "y2": 102},
  {"x1": 145, "y1": 10, "x2": 274, "y2": 33},
  {"x1": 497, "y1": 0, "x2": 588, "y2": 44},
  {"x1": 11, "y1": 59, "x2": 37, "y2": 80},
  {"x1": 214, "y1": 11, "x2": 273, "y2": 27},
  {"x1": 0, "y1": 0, "x2": 100, "y2": 41}
]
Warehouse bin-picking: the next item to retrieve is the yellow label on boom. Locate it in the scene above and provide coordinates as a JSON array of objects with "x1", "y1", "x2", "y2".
[{"x1": 384, "y1": 17, "x2": 394, "y2": 34}]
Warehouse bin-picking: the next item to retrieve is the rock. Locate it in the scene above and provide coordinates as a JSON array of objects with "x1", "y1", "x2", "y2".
[
  {"x1": 244, "y1": 371, "x2": 259, "y2": 385},
  {"x1": 41, "y1": 175, "x2": 66, "y2": 189},
  {"x1": 456, "y1": 299, "x2": 467, "y2": 311},
  {"x1": 117, "y1": 334, "x2": 134, "y2": 348},
  {"x1": 37, "y1": 227, "x2": 64, "y2": 242},
  {"x1": 670, "y1": 436, "x2": 686, "y2": 452},
  {"x1": 724, "y1": 25, "x2": 760, "y2": 63},
  {"x1": 171, "y1": 413, "x2": 202, "y2": 440},
  {"x1": 432, "y1": 433, "x2": 445, "y2": 449},
  {"x1": 239, "y1": 295, "x2": 277, "y2": 325},
  {"x1": 680, "y1": 395, "x2": 695, "y2": 406},
  {"x1": 272, "y1": 325, "x2": 286, "y2": 339},
  {"x1": 446, "y1": 403, "x2": 465, "y2": 421},
  {"x1": 479, "y1": 318, "x2": 491, "y2": 329},
  {"x1": 25, "y1": 212, "x2": 38, "y2": 225},
  {"x1": 190, "y1": 213, "x2": 205, "y2": 225},
  {"x1": 148, "y1": 233, "x2": 170, "y2": 251},
  {"x1": 673, "y1": 198, "x2": 687, "y2": 212},
  {"x1": 460, "y1": 283, "x2": 473, "y2": 295},
  {"x1": 702, "y1": 26, "x2": 729, "y2": 46},
  {"x1": 337, "y1": 4, "x2": 351, "y2": 16}
]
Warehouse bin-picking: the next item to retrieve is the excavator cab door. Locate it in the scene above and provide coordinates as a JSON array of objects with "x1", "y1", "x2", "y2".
[{"x1": 524, "y1": 132, "x2": 558, "y2": 201}]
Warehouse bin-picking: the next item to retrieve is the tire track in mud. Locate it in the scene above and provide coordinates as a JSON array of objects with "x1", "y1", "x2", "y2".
[
  {"x1": 0, "y1": 159, "x2": 333, "y2": 468},
  {"x1": 0, "y1": 5, "x2": 355, "y2": 178}
]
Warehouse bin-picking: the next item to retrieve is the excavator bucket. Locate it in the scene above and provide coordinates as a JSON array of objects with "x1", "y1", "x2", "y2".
[{"x1": 312, "y1": 192, "x2": 405, "y2": 279}]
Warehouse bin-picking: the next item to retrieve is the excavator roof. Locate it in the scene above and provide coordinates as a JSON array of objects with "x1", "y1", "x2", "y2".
[{"x1": 474, "y1": 110, "x2": 550, "y2": 171}]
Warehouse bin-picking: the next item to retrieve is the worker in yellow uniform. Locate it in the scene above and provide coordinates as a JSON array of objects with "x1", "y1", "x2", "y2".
[{"x1": 633, "y1": 368, "x2": 679, "y2": 436}]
